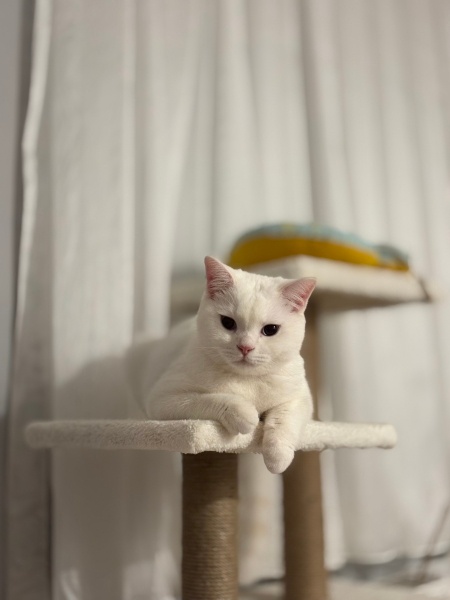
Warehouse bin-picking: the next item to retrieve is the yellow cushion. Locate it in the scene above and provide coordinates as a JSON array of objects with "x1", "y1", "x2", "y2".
[{"x1": 228, "y1": 225, "x2": 409, "y2": 272}]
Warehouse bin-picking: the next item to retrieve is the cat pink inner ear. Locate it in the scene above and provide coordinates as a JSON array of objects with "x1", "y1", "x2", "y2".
[
  {"x1": 204, "y1": 256, "x2": 234, "y2": 299},
  {"x1": 281, "y1": 277, "x2": 316, "y2": 312}
]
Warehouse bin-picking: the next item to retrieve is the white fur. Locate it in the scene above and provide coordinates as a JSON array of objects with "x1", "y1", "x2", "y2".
[{"x1": 127, "y1": 258, "x2": 316, "y2": 474}]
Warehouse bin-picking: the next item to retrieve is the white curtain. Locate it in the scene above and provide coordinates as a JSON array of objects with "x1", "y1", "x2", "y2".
[{"x1": 7, "y1": 0, "x2": 450, "y2": 598}]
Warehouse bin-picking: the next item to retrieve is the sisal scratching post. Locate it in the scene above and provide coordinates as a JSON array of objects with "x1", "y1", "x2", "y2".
[
  {"x1": 283, "y1": 304, "x2": 328, "y2": 600},
  {"x1": 182, "y1": 452, "x2": 238, "y2": 600}
]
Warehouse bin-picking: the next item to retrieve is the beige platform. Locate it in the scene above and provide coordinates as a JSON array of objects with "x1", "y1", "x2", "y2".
[{"x1": 25, "y1": 419, "x2": 396, "y2": 454}]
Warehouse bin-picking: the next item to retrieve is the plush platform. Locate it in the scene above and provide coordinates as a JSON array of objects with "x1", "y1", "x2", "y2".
[{"x1": 25, "y1": 419, "x2": 397, "y2": 453}]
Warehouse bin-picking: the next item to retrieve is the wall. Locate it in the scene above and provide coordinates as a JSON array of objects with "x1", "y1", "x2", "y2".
[{"x1": 0, "y1": 0, "x2": 33, "y2": 596}]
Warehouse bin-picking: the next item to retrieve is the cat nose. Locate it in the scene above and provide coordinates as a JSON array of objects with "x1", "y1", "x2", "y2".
[{"x1": 237, "y1": 344, "x2": 254, "y2": 356}]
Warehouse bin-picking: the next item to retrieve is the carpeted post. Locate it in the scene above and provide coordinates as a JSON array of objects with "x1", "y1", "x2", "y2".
[
  {"x1": 283, "y1": 304, "x2": 328, "y2": 600},
  {"x1": 182, "y1": 452, "x2": 238, "y2": 600}
]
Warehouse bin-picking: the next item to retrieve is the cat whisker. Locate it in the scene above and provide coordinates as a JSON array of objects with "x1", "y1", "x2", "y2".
[
  {"x1": 196, "y1": 346, "x2": 226, "y2": 350},
  {"x1": 248, "y1": 356, "x2": 270, "y2": 365}
]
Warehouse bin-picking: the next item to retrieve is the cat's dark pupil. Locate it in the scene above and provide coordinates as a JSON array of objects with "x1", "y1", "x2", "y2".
[
  {"x1": 221, "y1": 315, "x2": 236, "y2": 331},
  {"x1": 262, "y1": 324, "x2": 279, "y2": 336}
]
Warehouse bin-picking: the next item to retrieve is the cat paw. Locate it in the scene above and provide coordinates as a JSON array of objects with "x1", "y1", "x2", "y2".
[
  {"x1": 220, "y1": 401, "x2": 259, "y2": 435},
  {"x1": 263, "y1": 441, "x2": 295, "y2": 474}
]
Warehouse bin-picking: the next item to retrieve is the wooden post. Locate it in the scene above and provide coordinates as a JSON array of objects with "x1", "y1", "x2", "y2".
[{"x1": 283, "y1": 304, "x2": 328, "y2": 600}]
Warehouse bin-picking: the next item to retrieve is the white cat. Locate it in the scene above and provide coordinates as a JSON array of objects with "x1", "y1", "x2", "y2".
[{"x1": 127, "y1": 257, "x2": 316, "y2": 474}]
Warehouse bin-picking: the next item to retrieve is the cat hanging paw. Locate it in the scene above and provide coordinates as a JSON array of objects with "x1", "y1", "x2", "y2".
[
  {"x1": 263, "y1": 440, "x2": 295, "y2": 474},
  {"x1": 219, "y1": 398, "x2": 259, "y2": 435}
]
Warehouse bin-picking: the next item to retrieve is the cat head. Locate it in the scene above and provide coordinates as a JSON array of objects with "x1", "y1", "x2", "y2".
[{"x1": 196, "y1": 256, "x2": 316, "y2": 374}]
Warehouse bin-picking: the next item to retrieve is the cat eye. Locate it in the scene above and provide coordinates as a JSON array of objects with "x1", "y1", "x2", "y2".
[
  {"x1": 261, "y1": 324, "x2": 280, "y2": 337},
  {"x1": 220, "y1": 315, "x2": 237, "y2": 331}
]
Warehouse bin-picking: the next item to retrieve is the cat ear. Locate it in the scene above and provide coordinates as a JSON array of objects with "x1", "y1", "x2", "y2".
[
  {"x1": 281, "y1": 277, "x2": 316, "y2": 312},
  {"x1": 204, "y1": 256, "x2": 234, "y2": 299}
]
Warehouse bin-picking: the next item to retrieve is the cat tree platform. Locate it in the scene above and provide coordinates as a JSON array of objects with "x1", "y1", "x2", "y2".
[
  {"x1": 25, "y1": 419, "x2": 396, "y2": 454},
  {"x1": 26, "y1": 419, "x2": 396, "y2": 600}
]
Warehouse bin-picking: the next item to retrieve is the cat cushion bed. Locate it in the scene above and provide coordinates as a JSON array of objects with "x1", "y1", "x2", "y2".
[{"x1": 228, "y1": 223, "x2": 410, "y2": 271}]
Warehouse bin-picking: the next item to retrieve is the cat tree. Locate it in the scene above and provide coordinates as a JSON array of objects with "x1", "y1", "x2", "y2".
[{"x1": 25, "y1": 256, "x2": 434, "y2": 600}]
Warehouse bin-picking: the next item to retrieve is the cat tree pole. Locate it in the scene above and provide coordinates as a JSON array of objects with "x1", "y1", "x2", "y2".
[{"x1": 284, "y1": 301, "x2": 325, "y2": 600}]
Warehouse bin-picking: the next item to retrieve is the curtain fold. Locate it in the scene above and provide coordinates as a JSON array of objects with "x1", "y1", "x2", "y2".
[{"x1": 7, "y1": 1, "x2": 450, "y2": 598}]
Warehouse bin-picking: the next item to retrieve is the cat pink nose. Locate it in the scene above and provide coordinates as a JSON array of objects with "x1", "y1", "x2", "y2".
[{"x1": 237, "y1": 344, "x2": 254, "y2": 356}]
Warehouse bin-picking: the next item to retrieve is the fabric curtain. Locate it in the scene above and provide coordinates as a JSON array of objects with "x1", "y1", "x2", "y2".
[{"x1": 7, "y1": 0, "x2": 450, "y2": 599}]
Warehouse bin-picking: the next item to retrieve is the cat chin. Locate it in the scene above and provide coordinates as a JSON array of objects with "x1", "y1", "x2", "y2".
[{"x1": 225, "y1": 359, "x2": 270, "y2": 376}]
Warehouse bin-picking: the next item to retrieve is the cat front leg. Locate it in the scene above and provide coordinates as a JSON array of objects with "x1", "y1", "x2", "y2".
[
  {"x1": 148, "y1": 392, "x2": 259, "y2": 435},
  {"x1": 262, "y1": 400, "x2": 310, "y2": 474}
]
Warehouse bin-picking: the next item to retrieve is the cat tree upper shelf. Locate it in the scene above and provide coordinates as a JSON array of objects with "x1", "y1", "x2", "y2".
[{"x1": 171, "y1": 255, "x2": 437, "y2": 316}]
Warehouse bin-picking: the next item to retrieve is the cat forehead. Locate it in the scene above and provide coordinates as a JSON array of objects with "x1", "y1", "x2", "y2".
[
  {"x1": 235, "y1": 296, "x2": 286, "y2": 325},
  {"x1": 214, "y1": 273, "x2": 288, "y2": 321},
  {"x1": 233, "y1": 269, "x2": 285, "y2": 292}
]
